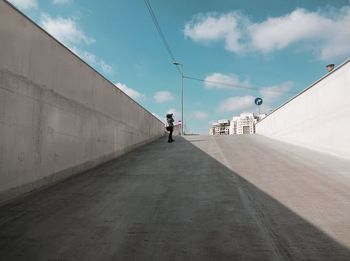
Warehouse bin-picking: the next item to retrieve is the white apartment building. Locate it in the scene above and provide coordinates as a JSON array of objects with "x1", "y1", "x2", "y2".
[
  {"x1": 210, "y1": 114, "x2": 266, "y2": 135},
  {"x1": 229, "y1": 116, "x2": 239, "y2": 135},
  {"x1": 229, "y1": 113, "x2": 266, "y2": 135},
  {"x1": 209, "y1": 126, "x2": 215, "y2": 135},
  {"x1": 228, "y1": 113, "x2": 255, "y2": 134},
  {"x1": 209, "y1": 120, "x2": 230, "y2": 135}
]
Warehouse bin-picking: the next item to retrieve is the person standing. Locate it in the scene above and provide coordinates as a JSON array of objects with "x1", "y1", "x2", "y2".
[{"x1": 166, "y1": 113, "x2": 175, "y2": 143}]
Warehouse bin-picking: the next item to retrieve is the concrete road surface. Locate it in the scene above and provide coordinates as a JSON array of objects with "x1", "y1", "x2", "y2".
[{"x1": 1, "y1": 135, "x2": 350, "y2": 260}]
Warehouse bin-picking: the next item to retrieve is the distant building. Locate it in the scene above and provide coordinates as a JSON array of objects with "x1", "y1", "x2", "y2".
[
  {"x1": 229, "y1": 116, "x2": 239, "y2": 135},
  {"x1": 235, "y1": 113, "x2": 256, "y2": 134},
  {"x1": 256, "y1": 114, "x2": 267, "y2": 122},
  {"x1": 209, "y1": 120, "x2": 230, "y2": 135},
  {"x1": 231, "y1": 113, "x2": 266, "y2": 134},
  {"x1": 209, "y1": 126, "x2": 214, "y2": 135},
  {"x1": 210, "y1": 114, "x2": 266, "y2": 135}
]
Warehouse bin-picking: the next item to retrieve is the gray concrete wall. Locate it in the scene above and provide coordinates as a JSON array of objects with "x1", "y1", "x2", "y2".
[
  {"x1": 0, "y1": 1, "x2": 165, "y2": 203},
  {"x1": 256, "y1": 59, "x2": 350, "y2": 161}
]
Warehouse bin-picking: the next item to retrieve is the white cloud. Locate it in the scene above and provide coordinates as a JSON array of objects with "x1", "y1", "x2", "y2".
[
  {"x1": 41, "y1": 14, "x2": 95, "y2": 46},
  {"x1": 217, "y1": 82, "x2": 294, "y2": 114},
  {"x1": 247, "y1": 8, "x2": 350, "y2": 60},
  {"x1": 115, "y1": 83, "x2": 145, "y2": 101},
  {"x1": 259, "y1": 81, "x2": 293, "y2": 102},
  {"x1": 184, "y1": 12, "x2": 246, "y2": 53},
  {"x1": 248, "y1": 9, "x2": 327, "y2": 52},
  {"x1": 80, "y1": 51, "x2": 113, "y2": 74},
  {"x1": 154, "y1": 91, "x2": 174, "y2": 103},
  {"x1": 184, "y1": 7, "x2": 350, "y2": 60},
  {"x1": 70, "y1": 49, "x2": 113, "y2": 74},
  {"x1": 204, "y1": 73, "x2": 250, "y2": 89},
  {"x1": 40, "y1": 15, "x2": 113, "y2": 74},
  {"x1": 100, "y1": 60, "x2": 113, "y2": 74},
  {"x1": 53, "y1": 0, "x2": 72, "y2": 4},
  {"x1": 192, "y1": 111, "x2": 208, "y2": 120},
  {"x1": 80, "y1": 50, "x2": 97, "y2": 64},
  {"x1": 218, "y1": 96, "x2": 255, "y2": 112},
  {"x1": 8, "y1": 0, "x2": 37, "y2": 9}
]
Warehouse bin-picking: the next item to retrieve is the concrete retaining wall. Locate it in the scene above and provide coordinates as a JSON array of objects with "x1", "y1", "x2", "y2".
[
  {"x1": 0, "y1": 1, "x2": 165, "y2": 203},
  {"x1": 256, "y1": 59, "x2": 350, "y2": 160}
]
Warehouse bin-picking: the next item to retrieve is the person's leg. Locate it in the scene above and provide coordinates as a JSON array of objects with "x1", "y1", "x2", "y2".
[
  {"x1": 168, "y1": 130, "x2": 172, "y2": 142},
  {"x1": 168, "y1": 128, "x2": 174, "y2": 142},
  {"x1": 170, "y1": 128, "x2": 175, "y2": 141}
]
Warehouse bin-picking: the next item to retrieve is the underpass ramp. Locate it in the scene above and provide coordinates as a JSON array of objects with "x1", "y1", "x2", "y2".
[{"x1": 1, "y1": 135, "x2": 350, "y2": 260}]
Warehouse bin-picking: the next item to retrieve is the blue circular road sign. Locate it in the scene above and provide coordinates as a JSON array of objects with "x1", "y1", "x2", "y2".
[{"x1": 255, "y1": 97, "x2": 263, "y2": 106}]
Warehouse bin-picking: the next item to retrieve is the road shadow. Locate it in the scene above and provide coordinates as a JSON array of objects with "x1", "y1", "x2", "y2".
[{"x1": 0, "y1": 136, "x2": 349, "y2": 260}]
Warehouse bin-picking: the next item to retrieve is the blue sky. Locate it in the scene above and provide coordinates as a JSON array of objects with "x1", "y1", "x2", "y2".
[{"x1": 8, "y1": 0, "x2": 350, "y2": 133}]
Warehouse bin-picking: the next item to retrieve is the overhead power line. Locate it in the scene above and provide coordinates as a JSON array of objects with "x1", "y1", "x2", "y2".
[
  {"x1": 143, "y1": 0, "x2": 297, "y2": 96},
  {"x1": 183, "y1": 75, "x2": 299, "y2": 95},
  {"x1": 144, "y1": 0, "x2": 181, "y2": 74}
]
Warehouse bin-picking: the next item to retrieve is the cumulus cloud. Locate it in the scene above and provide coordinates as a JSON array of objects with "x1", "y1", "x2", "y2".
[
  {"x1": 248, "y1": 9, "x2": 327, "y2": 52},
  {"x1": 259, "y1": 81, "x2": 293, "y2": 102},
  {"x1": 41, "y1": 14, "x2": 95, "y2": 46},
  {"x1": 192, "y1": 111, "x2": 208, "y2": 120},
  {"x1": 8, "y1": 0, "x2": 37, "y2": 10},
  {"x1": 100, "y1": 60, "x2": 113, "y2": 74},
  {"x1": 217, "y1": 81, "x2": 293, "y2": 113},
  {"x1": 79, "y1": 50, "x2": 97, "y2": 64},
  {"x1": 184, "y1": 7, "x2": 350, "y2": 60},
  {"x1": 154, "y1": 91, "x2": 174, "y2": 103},
  {"x1": 115, "y1": 83, "x2": 145, "y2": 101},
  {"x1": 53, "y1": 0, "x2": 72, "y2": 4},
  {"x1": 70, "y1": 49, "x2": 113, "y2": 74},
  {"x1": 184, "y1": 12, "x2": 246, "y2": 53},
  {"x1": 204, "y1": 73, "x2": 250, "y2": 89},
  {"x1": 218, "y1": 96, "x2": 255, "y2": 112},
  {"x1": 42, "y1": 15, "x2": 114, "y2": 75},
  {"x1": 248, "y1": 8, "x2": 350, "y2": 60},
  {"x1": 12, "y1": 3, "x2": 113, "y2": 75}
]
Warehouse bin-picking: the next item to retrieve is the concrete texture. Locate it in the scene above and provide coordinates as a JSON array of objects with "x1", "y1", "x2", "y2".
[
  {"x1": 256, "y1": 59, "x2": 350, "y2": 161},
  {"x1": 0, "y1": 1, "x2": 164, "y2": 202},
  {"x1": 1, "y1": 135, "x2": 350, "y2": 260}
]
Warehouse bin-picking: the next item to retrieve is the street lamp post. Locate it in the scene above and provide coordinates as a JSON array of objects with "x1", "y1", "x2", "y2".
[{"x1": 173, "y1": 61, "x2": 184, "y2": 136}]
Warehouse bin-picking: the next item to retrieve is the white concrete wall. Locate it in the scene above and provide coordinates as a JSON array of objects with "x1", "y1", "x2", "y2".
[
  {"x1": 256, "y1": 59, "x2": 350, "y2": 160},
  {"x1": 0, "y1": 1, "x2": 165, "y2": 202}
]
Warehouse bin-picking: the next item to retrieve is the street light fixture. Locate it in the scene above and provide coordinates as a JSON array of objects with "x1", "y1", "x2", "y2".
[{"x1": 173, "y1": 61, "x2": 184, "y2": 136}]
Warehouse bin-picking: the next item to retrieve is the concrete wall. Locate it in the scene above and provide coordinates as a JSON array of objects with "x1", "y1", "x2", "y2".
[
  {"x1": 0, "y1": 1, "x2": 165, "y2": 203},
  {"x1": 256, "y1": 59, "x2": 350, "y2": 160}
]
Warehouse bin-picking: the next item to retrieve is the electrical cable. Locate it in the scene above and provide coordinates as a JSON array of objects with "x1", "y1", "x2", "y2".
[
  {"x1": 144, "y1": 0, "x2": 181, "y2": 74},
  {"x1": 183, "y1": 75, "x2": 299, "y2": 95},
  {"x1": 144, "y1": 0, "x2": 297, "y2": 95}
]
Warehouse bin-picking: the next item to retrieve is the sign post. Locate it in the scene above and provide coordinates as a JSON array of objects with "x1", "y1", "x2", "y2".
[{"x1": 255, "y1": 97, "x2": 263, "y2": 115}]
